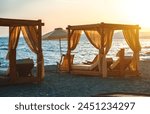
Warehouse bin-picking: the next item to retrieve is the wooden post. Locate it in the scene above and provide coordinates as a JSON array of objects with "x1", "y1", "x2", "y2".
[
  {"x1": 9, "y1": 27, "x2": 17, "y2": 82},
  {"x1": 37, "y1": 20, "x2": 43, "y2": 82},
  {"x1": 101, "y1": 24, "x2": 107, "y2": 78},
  {"x1": 98, "y1": 48, "x2": 101, "y2": 73},
  {"x1": 98, "y1": 29, "x2": 102, "y2": 76},
  {"x1": 67, "y1": 27, "x2": 71, "y2": 72},
  {"x1": 9, "y1": 49, "x2": 17, "y2": 82},
  {"x1": 136, "y1": 28, "x2": 140, "y2": 75},
  {"x1": 119, "y1": 48, "x2": 125, "y2": 76}
]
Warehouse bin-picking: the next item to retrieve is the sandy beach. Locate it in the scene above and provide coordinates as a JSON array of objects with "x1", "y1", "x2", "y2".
[{"x1": 0, "y1": 60, "x2": 150, "y2": 97}]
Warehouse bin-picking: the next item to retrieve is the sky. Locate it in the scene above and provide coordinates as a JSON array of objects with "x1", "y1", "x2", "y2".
[{"x1": 1, "y1": 0, "x2": 150, "y2": 36}]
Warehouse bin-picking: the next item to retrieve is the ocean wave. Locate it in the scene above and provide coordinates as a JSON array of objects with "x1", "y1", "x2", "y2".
[
  {"x1": 1, "y1": 37, "x2": 150, "y2": 67},
  {"x1": 0, "y1": 47, "x2": 8, "y2": 50}
]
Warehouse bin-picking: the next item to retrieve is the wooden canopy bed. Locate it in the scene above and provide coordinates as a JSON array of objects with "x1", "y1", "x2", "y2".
[
  {"x1": 0, "y1": 18, "x2": 44, "y2": 85},
  {"x1": 63, "y1": 22, "x2": 141, "y2": 77}
]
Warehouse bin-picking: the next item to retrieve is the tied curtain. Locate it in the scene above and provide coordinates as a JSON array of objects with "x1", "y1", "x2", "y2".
[
  {"x1": 68, "y1": 30, "x2": 81, "y2": 69},
  {"x1": 7, "y1": 27, "x2": 21, "y2": 78},
  {"x1": 84, "y1": 30, "x2": 102, "y2": 72},
  {"x1": 84, "y1": 30, "x2": 101, "y2": 49},
  {"x1": 9, "y1": 27, "x2": 21, "y2": 50},
  {"x1": 61, "y1": 30, "x2": 81, "y2": 71},
  {"x1": 69, "y1": 29, "x2": 114, "y2": 55},
  {"x1": 21, "y1": 26, "x2": 45, "y2": 79},
  {"x1": 70, "y1": 30, "x2": 82, "y2": 50},
  {"x1": 84, "y1": 29, "x2": 114, "y2": 76},
  {"x1": 7, "y1": 27, "x2": 21, "y2": 60},
  {"x1": 102, "y1": 29, "x2": 114, "y2": 54},
  {"x1": 21, "y1": 26, "x2": 38, "y2": 52},
  {"x1": 84, "y1": 29, "x2": 114, "y2": 54},
  {"x1": 123, "y1": 29, "x2": 141, "y2": 71},
  {"x1": 101, "y1": 29, "x2": 114, "y2": 77}
]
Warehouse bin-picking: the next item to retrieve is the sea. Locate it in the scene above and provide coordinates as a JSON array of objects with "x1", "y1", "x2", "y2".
[{"x1": 0, "y1": 34, "x2": 150, "y2": 69}]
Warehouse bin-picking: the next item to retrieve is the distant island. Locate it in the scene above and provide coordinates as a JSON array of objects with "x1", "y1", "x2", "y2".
[
  {"x1": 1, "y1": 32, "x2": 150, "y2": 39},
  {"x1": 113, "y1": 31, "x2": 150, "y2": 39}
]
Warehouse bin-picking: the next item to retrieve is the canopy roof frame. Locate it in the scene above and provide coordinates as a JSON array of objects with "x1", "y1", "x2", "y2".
[
  {"x1": 67, "y1": 22, "x2": 140, "y2": 31},
  {"x1": 0, "y1": 18, "x2": 44, "y2": 26}
]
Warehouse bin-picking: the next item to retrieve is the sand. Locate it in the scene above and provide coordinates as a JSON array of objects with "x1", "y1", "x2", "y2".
[{"x1": 0, "y1": 61, "x2": 150, "y2": 97}]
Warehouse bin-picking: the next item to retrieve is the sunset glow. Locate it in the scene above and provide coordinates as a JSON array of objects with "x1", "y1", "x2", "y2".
[
  {"x1": 119, "y1": 0, "x2": 150, "y2": 30},
  {"x1": 1, "y1": 0, "x2": 150, "y2": 35}
]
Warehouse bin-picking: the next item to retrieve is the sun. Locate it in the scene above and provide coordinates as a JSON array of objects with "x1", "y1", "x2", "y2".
[{"x1": 120, "y1": 0, "x2": 150, "y2": 30}]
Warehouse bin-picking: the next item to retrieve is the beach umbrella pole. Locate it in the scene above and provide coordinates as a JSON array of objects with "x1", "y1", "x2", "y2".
[{"x1": 59, "y1": 38, "x2": 62, "y2": 55}]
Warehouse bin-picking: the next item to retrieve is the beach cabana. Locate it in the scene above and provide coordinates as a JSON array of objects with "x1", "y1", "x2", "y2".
[
  {"x1": 65, "y1": 22, "x2": 141, "y2": 77},
  {"x1": 0, "y1": 18, "x2": 44, "y2": 85}
]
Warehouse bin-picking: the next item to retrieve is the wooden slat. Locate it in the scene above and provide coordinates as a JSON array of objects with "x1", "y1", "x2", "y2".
[
  {"x1": 67, "y1": 22, "x2": 140, "y2": 30},
  {"x1": 68, "y1": 29, "x2": 71, "y2": 72},
  {"x1": 0, "y1": 18, "x2": 44, "y2": 26},
  {"x1": 71, "y1": 70, "x2": 101, "y2": 76}
]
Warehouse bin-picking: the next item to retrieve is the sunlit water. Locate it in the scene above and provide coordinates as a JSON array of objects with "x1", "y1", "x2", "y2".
[{"x1": 0, "y1": 35, "x2": 150, "y2": 69}]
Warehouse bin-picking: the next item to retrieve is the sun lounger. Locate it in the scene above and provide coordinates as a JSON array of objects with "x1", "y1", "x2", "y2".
[
  {"x1": 109, "y1": 56, "x2": 132, "y2": 70},
  {"x1": 108, "y1": 56, "x2": 133, "y2": 76},
  {"x1": 72, "y1": 60, "x2": 98, "y2": 71},
  {"x1": 108, "y1": 49, "x2": 137, "y2": 76},
  {"x1": 73, "y1": 57, "x2": 113, "y2": 71},
  {"x1": 16, "y1": 58, "x2": 34, "y2": 77},
  {"x1": 71, "y1": 54, "x2": 113, "y2": 76},
  {"x1": 83, "y1": 55, "x2": 99, "y2": 65}
]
